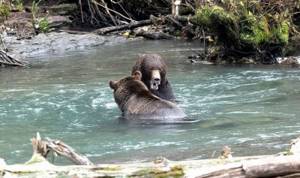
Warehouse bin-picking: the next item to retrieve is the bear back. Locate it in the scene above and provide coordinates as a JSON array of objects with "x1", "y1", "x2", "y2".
[{"x1": 109, "y1": 73, "x2": 186, "y2": 121}]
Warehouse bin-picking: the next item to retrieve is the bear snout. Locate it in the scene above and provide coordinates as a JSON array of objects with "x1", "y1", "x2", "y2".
[
  {"x1": 150, "y1": 70, "x2": 161, "y2": 90},
  {"x1": 150, "y1": 80, "x2": 160, "y2": 90}
]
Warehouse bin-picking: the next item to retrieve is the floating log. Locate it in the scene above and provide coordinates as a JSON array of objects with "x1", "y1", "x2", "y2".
[
  {"x1": 0, "y1": 50, "x2": 27, "y2": 67},
  {"x1": 2, "y1": 134, "x2": 300, "y2": 177}
]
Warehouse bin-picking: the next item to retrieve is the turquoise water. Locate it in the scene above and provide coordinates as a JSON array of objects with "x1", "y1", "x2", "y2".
[{"x1": 1, "y1": 40, "x2": 300, "y2": 164}]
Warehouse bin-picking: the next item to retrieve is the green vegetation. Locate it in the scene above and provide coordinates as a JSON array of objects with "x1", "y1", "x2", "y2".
[
  {"x1": 0, "y1": 0, "x2": 299, "y2": 63},
  {"x1": 191, "y1": 5, "x2": 240, "y2": 47},
  {"x1": 239, "y1": 14, "x2": 270, "y2": 46},
  {"x1": 0, "y1": 3, "x2": 10, "y2": 20},
  {"x1": 189, "y1": 0, "x2": 298, "y2": 63},
  {"x1": 31, "y1": 0, "x2": 42, "y2": 21},
  {"x1": 31, "y1": 0, "x2": 50, "y2": 33},
  {"x1": 131, "y1": 166, "x2": 184, "y2": 178},
  {"x1": 192, "y1": 4, "x2": 290, "y2": 47},
  {"x1": 38, "y1": 18, "x2": 49, "y2": 33},
  {"x1": 12, "y1": 0, "x2": 24, "y2": 12}
]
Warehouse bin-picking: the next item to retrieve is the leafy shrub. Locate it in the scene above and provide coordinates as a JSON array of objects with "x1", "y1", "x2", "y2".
[
  {"x1": 38, "y1": 18, "x2": 49, "y2": 33},
  {"x1": 0, "y1": 3, "x2": 10, "y2": 19},
  {"x1": 13, "y1": 0, "x2": 24, "y2": 12}
]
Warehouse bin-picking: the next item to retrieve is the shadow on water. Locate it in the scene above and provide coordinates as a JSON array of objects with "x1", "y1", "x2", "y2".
[{"x1": 117, "y1": 116, "x2": 201, "y2": 126}]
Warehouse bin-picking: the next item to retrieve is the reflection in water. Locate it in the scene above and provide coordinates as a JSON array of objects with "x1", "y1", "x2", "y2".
[{"x1": 0, "y1": 40, "x2": 300, "y2": 164}]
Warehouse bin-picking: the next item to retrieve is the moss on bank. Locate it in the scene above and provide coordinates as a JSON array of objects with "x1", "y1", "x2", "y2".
[
  {"x1": 190, "y1": 2, "x2": 297, "y2": 64},
  {"x1": 191, "y1": 5, "x2": 239, "y2": 47}
]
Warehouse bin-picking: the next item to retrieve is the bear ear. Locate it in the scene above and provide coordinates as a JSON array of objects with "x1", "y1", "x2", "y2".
[
  {"x1": 109, "y1": 80, "x2": 117, "y2": 90},
  {"x1": 132, "y1": 70, "x2": 142, "y2": 80}
]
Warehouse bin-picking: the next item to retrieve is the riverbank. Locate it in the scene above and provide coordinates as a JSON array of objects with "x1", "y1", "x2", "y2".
[
  {"x1": 2, "y1": 31, "x2": 132, "y2": 60},
  {"x1": 1, "y1": 0, "x2": 300, "y2": 65},
  {"x1": 2, "y1": 29, "x2": 300, "y2": 66}
]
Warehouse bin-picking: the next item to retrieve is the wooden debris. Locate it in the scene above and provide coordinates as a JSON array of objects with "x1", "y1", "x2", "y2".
[
  {"x1": 31, "y1": 132, "x2": 93, "y2": 165},
  {"x1": 94, "y1": 15, "x2": 191, "y2": 35},
  {"x1": 243, "y1": 156, "x2": 300, "y2": 178},
  {"x1": 0, "y1": 158, "x2": 6, "y2": 175},
  {"x1": 135, "y1": 30, "x2": 174, "y2": 40},
  {"x1": 218, "y1": 146, "x2": 233, "y2": 160},
  {"x1": 172, "y1": 0, "x2": 182, "y2": 16},
  {"x1": 0, "y1": 35, "x2": 27, "y2": 67},
  {"x1": 44, "y1": 137, "x2": 94, "y2": 165},
  {"x1": 3, "y1": 134, "x2": 300, "y2": 177},
  {"x1": 277, "y1": 57, "x2": 300, "y2": 66},
  {"x1": 94, "y1": 19, "x2": 152, "y2": 35},
  {"x1": 289, "y1": 136, "x2": 300, "y2": 155},
  {"x1": 0, "y1": 50, "x2": 27, "y2": 67}
]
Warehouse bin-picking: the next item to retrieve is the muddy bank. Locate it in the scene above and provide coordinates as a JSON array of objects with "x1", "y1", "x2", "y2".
[{"x1": 1, "y1": 31, "x2": 132, "y2": 60}]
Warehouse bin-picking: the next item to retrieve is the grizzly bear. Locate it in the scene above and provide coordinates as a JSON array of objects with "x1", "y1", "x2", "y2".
[
  {"x1": 109, "y1": 71, "x2": 186, "y2": 121},
  {"x1": 131, "y1": 54, "x2": 175, "y2": 102}
]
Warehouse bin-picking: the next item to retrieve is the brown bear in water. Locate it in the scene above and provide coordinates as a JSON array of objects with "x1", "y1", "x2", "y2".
[
  {"x1": 131, "y1": 54, "x2": 175, "y2": 102},
  {"x1": 109, "y1": 71, "x2": 186, "y2": 121}
]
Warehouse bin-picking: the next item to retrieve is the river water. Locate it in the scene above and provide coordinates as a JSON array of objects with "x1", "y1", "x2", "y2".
[{"x1": 0, "y1": 40, "x2": 300, "y2": 164}]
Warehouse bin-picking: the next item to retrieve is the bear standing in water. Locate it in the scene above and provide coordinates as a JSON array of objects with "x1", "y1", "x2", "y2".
[
  {"x1": 131, "y1": 54, "x2": 175, "y2": 102},
  {"x1": 109, "y1": 71, "x2": 186, "y2": 121}
]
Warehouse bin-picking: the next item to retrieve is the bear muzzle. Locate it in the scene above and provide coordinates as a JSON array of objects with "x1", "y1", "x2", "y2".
[{"x1": 150, "y1": 70, "x2": 161, "y2": 90}]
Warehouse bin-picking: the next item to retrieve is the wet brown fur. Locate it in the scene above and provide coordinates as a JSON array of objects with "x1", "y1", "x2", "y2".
[
  {"x1": 131, "y1": 54, "x2": 175, "y2": 101},
  {"x1": 109, "y1": 72, "x2": 185, "y2": 120}
]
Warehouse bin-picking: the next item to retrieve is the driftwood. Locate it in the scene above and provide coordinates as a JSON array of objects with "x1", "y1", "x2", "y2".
[
  {"x1": 194, "y1": 156, "x2": 300, "y2": 178},
  {"x1": 94, "y1": 19, "x2": 152, "y2": 35},
  {"x1": 0, "y1": 50, "x2": 27, "y2": 67},
  {"x1": 0, "y1": 35, "x2": 27, "y2": 67},
  {"x1": 94, "y1": 15, "x2": 192, "y2": 36},
  {"x1": 2, "y1": 133, "x2": 300, "y2": 177},
  {"x1": 30, "y1": 133, "x2": 93, "y2": 165},
  {"x1": 135, "y1": 31, "x2": 175, "y2": 40}
]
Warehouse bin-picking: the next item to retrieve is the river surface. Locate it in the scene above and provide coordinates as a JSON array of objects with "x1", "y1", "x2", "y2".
[{"x1": 1, "y1": 40, "x2": 300, "y2": 164}]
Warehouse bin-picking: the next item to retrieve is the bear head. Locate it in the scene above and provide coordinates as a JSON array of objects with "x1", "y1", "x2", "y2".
[
  {"x1": 109, "y1": 71, "x2": 149, "y2": 112},
  {"x1": 132, "y1": 54, "x2": 167, "y2": 91}
]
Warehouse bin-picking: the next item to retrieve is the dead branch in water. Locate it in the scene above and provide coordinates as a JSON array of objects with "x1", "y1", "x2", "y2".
[{"x1": 31, "y1": 133, "x2": 93, "y2": 165}]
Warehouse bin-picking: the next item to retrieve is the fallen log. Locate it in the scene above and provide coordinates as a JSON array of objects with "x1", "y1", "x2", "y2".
[
  {"x1": 94, "y1": 15, "x2": 191, "y2": 35},
  {"x1": 94, "y1": 19, "x2": 152, "y2": 35},
  {"x1": 2, "y1": 134, "x2": 300, "y2": 178},
  {"x1": 135, "y1": 31, "x2": 175, "y2": 40},
  {"x1": 0, "y1": 50, "x2": 27, "y2": 67}
]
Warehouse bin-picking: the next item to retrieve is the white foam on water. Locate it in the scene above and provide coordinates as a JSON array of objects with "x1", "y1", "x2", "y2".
[
  {"x1": 237, "y1": 138, "x2": 254, "y2": 143},
  {"x1": 105, "y1": 102, "x2": 117, "y2": 109}
]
